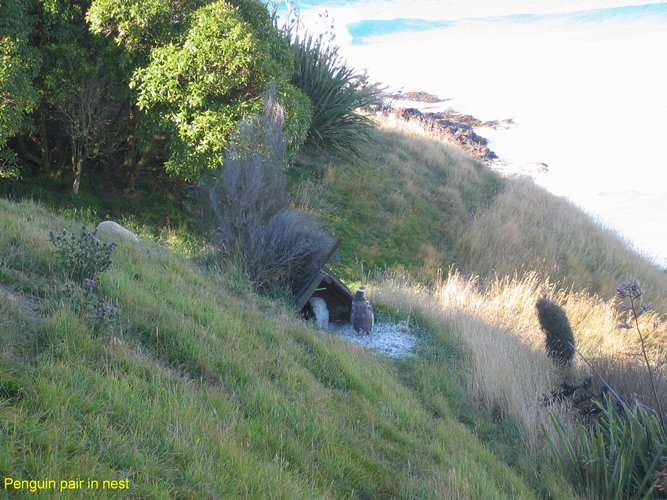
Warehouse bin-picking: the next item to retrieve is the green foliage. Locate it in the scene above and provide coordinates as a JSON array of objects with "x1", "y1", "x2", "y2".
[
  {"x1": 131, "y1": 0, "x2": 307, "y2": 180},
  {"x1": 3, "y1": 0, "x2": 312, "y2": 189},
  {"x1": 0, "y1": 37, "x2": 39, "y2": 137},
  {"x1": 284, "y1": 28, "x2": 381, "y2": 153},
  {"x1": 277, "y1": 80, "x2": 312, "y2": 154},
  {"x1": 58, "y1": 278, "x2": 117, "y2": 336},
  {"x1": 0, "y1": 0, "x2": 40, "y2": 177},
  {"x1": 48, "y1": 226, "x2": 116, "y2": 281},
  {"x1": 0, "y1": 148, "x2": 21, "y2": 179},
  {"x1": 0, "y1": 0, "x2": 131, "y2": 192},
  {"x1": 548, "y1": 399, "x2": 667, "y2": 498},
  {"x1": 87, "y1": 0, "x2": 209, "y2": 53},
  {"x1": 536, "y1": 297, "x2": 576, "y2": 367}
]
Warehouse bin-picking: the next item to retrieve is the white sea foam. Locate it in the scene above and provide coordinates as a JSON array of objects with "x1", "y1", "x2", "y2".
[{"x1": 292, "y1": 1, "x2": 667, "y2": 267}]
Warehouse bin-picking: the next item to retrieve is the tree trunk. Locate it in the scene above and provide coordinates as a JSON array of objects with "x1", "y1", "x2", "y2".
[
  {"x1": 123, "y1": 132, "x2": 138, "y2": 194},
  {"x1": 72, "y1": 159, "x2": 83, "y2": 194},
  {"x1": 38, "y1": 109, "x2": 50, "y2": 172},
  {"x1": 16, "y1": 135, "x2": 42, "y2": 170},
  {"x1": 72, "y1": 139, "x2": 83, "y2": 195},
  {"x1": 123, "y1": 108, "x2": 145, "y2": 195}
]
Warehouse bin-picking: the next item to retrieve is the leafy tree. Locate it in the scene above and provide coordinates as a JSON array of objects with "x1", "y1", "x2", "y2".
[
  {"x1": 3, "y1": 0, "x2": 311, "y2": 189},
  {"x1": 1, "y1": 0, "x2": 130, "y2": 191},
  {"x1": 41, "y1": 1, "x2": 130, "y2": 193},
  {"x1": 0, "y1": 0, "x2": 40, "y2": 178},
  {"x1": 131, "y1": 0, "x2": 309, "y2": 180}
]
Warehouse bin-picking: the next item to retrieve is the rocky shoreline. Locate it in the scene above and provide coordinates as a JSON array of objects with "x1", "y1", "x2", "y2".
[{"x1": 378, "y1": 91, "x2": 513, "y2": 163}]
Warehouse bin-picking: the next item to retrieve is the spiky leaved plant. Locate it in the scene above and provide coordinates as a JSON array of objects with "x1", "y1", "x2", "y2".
[
  {"x1": 536, "y1": 297, "x2": 575, "y2": 367},
  {"x1": 275, "y1": 7, "x2": 382, "y2": 153}
]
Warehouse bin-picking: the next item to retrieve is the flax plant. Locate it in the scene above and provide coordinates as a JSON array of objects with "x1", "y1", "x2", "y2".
[{"x1": 276, "y1": 7, "x2": 382, "y2": 153}]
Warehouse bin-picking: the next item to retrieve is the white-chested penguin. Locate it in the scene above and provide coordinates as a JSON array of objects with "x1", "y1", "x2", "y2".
[{"x1": 351, "y1": 286, "x2": 374, "y2": 335}]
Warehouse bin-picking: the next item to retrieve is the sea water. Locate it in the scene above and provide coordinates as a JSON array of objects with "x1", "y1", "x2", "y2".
[{"x1": 281, "y1": 0, "x2": 667, "y2": 267}]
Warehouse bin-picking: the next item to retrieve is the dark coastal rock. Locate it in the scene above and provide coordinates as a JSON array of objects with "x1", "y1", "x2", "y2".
[
  {"x1": 528, "y1": 162, "x2": 549, "y2": 173},
  {"x1": 381, "y1": 105, "x2": 498, "y2": 162},
  {"x1": 394, "y1": 107, "x2": 423, "y2": 120},
  {"x1": 386, "y1": 91, "x2": 447, "y2": 103}
]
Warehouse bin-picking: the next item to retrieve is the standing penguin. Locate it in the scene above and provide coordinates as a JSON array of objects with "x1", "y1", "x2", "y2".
[{"x1": 351, "y1": 286, "x2": 374, "y2": 335}]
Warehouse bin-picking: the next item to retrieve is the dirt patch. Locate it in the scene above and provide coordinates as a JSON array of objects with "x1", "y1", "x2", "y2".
[{"x1": 0, "y1": 284, "x2": 40, "y2": 317}]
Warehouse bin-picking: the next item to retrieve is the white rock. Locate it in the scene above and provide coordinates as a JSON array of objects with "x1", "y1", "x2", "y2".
[{"x1": 95, "y1": 221, "x2": 139, "y2": 243}]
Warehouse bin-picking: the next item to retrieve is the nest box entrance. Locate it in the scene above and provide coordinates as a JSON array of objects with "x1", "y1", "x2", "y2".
[{"x1": 294, "y1": 240, "x2": 353, "y2": 322}]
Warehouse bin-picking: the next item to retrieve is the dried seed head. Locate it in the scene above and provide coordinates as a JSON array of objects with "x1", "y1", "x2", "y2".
[{"x1": 617, "y1": 280, "x2": 645, "y2": 300}]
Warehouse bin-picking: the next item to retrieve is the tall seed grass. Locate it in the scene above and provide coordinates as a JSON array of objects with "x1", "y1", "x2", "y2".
[{"x1": 377, "y1": 269, "x2": 667, "y2": 458}]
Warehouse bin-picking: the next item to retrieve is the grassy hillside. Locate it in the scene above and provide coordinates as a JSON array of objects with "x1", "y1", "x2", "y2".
[
  {"x1": 292, "y1": 116, "x2": 503, "y2": 281},
  {"x1": 2, "y1": 113, "x2": 666, "y2": 497},
  {"x1": 297, "y1": 115, "x2": 667, "y2": 306},
  {"x1": 0, "y1": 198, "x2": 569, "y2": 497},
  {"x1": 291, "y1": 114, "x2": 667, "y2": 497}
]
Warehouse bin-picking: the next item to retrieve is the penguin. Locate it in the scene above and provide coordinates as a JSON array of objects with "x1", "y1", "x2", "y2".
[
  {"x1": 308, "y1": 296, "x2": 329, "y2": 329},
  {"x1": 351, "y1": 286, "x2": 374, "y2": 335}
]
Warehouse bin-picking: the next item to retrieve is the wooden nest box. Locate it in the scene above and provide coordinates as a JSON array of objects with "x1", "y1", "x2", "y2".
[{"x1": 294, "y1": 241, "x2": 353, "y2": 322}]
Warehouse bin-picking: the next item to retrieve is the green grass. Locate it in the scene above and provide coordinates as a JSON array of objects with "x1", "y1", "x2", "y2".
[
  {"x1": 0, "y1": 197, "x2": 555, "y2": 497},
  {"x1": 292, "y1": 120, "x2": 503, "y2": 282},
  {"x1": 5, "y1": 110, "x2": 665, "y2": 497},
  {"x1": 295, "y1": 115, "x2": 667, "y2": 305},
  {"x1": 0, "y1": 169, "x2": 210, "y2": 258}
]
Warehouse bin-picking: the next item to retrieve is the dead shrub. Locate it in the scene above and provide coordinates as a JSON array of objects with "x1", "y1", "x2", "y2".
[{"x1": 204, "y1": 85, "x2": 332, "y2": 293}]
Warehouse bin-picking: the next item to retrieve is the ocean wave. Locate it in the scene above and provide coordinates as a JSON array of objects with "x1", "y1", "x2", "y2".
[{"x1": 346, "y1": 2, "x2": 667, "y2": 44}]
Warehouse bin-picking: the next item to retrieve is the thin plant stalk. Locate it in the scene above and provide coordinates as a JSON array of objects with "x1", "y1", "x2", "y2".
[
  {"x1": 570, "y1": 342, "x2": 626, "y2": 408},
  {"x1": 629, "y1": 293, "x2": 666, "y2": 435}
]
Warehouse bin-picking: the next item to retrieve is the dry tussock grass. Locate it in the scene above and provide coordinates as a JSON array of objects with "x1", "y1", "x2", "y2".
[
  {"x1": 373, "y1": 114, "x2": 667, "y2": 309},
  {"x1": 376, "y1": 114, "x2": 487, "y2": 191},
  {"x1": 378, "y1": 269, "x2": 667, "y2": 456},
  {"x1": 461, "y1": 178, "x2": 667, "y2": 308}
]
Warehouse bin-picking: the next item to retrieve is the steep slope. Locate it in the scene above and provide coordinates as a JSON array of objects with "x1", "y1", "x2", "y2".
[
  {"x1": 0, "y1": 198, "x2": 546, "y2": 497},
  {"x1": 297, "y1": 115, "x2": 667, "y2": 305}
]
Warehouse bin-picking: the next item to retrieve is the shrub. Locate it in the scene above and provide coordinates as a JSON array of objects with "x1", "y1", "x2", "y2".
[
  {"x1": 549, "y1": 398, "x2": 666, "y2": 498},
  {"x1": 279, "y1": 20, "x2": 381, "y2": 153},
  {"x1": 205, "y1": 85, "x2": 332, "y2": 293},
  {"x1": 48, "y1": 226, "x2": 116, "y2": 280},
  {"x1": 246, "y1": 209, "x2": 333, "y2": 293},
  {"x1": 59, "y1": 278, "x2": 117, "y2": 336},
  {"x1": 536, "y1": 297, "x2": 575, "y2": 367}
]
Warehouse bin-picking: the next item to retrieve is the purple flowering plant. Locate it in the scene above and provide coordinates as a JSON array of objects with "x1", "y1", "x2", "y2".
[
  {"x1": 48, "y1": 225, "x2": 116, "y2": 281},
  {"x1": 59, "y1": 278, "x2": 117, "y2": 336}
]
